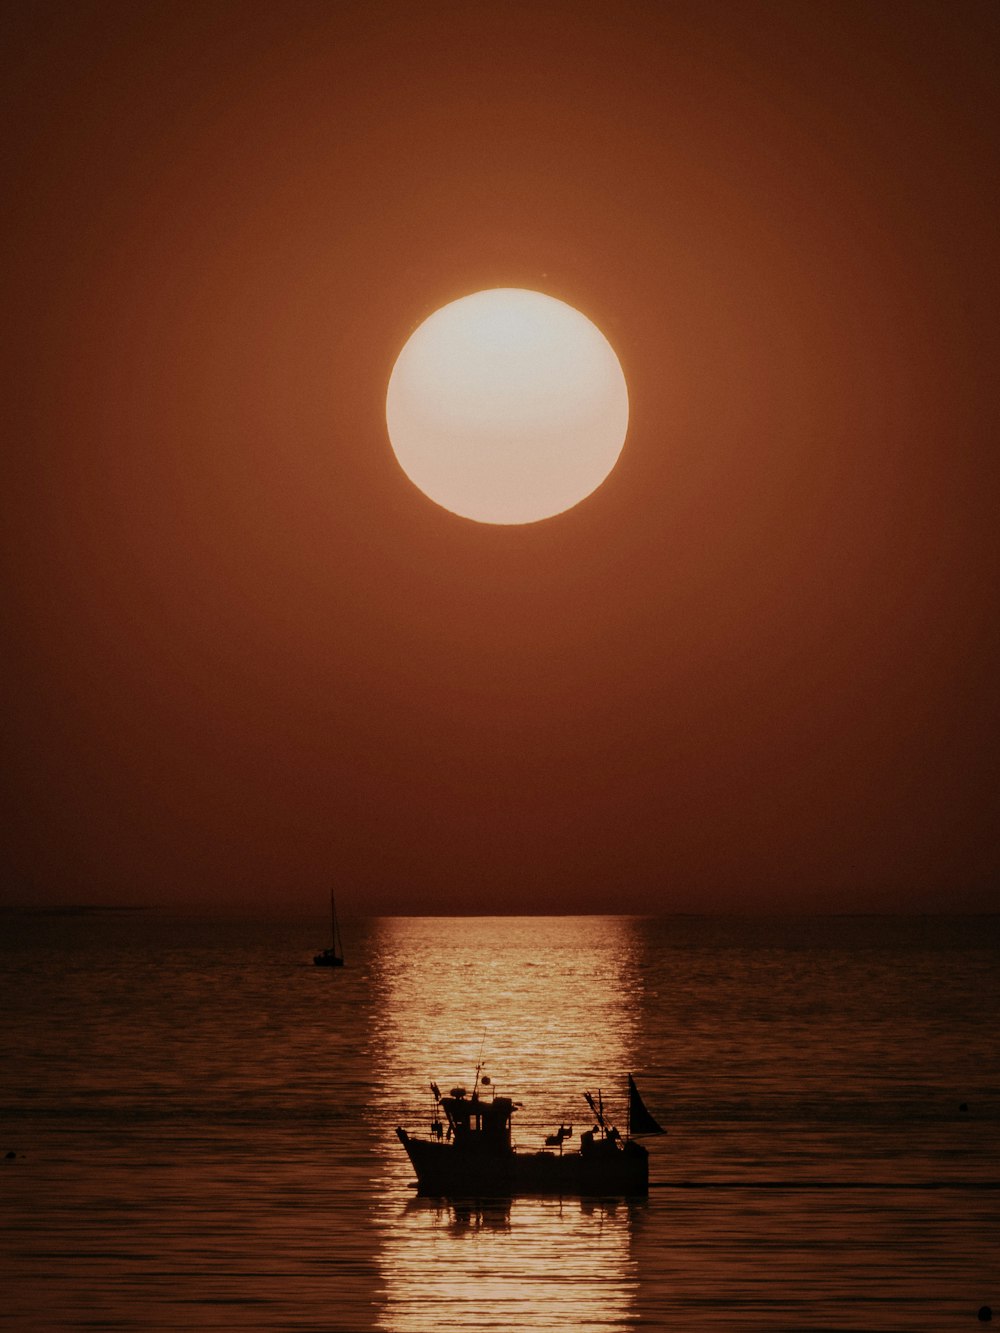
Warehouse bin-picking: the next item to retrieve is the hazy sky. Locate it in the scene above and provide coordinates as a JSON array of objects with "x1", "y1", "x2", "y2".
[{"x1": 3, "y1": 0, "x2": 998, "y2": 914}]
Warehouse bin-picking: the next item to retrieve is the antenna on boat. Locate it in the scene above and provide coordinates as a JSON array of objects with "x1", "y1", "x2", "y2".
[
  {"x1": 584, "y1": 1088, "x2": 614, "y2": 1139},
  {"x1": 474, "y1": 1030, "x2": 487, "y2": 1095}
]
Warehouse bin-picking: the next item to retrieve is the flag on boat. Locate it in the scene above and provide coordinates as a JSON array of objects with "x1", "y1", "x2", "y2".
[{"x1": 628, "y1": 1074, "x2": 665, "y2": 1135}]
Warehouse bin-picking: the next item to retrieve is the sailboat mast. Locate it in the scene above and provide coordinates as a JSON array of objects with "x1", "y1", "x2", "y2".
[{"x1": 331, "y1": 888, "x2": 344, "y2": 959}]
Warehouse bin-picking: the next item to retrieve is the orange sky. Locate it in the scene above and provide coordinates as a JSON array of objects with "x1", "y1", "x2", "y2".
[{"x1": 3, "y1": 0, "x2": 998, "y2": 913}]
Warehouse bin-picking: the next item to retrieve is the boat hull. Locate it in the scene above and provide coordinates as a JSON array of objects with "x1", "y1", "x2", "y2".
[{"x1": 396, "y1": 1128, "x2": 648, "y2": 1197}]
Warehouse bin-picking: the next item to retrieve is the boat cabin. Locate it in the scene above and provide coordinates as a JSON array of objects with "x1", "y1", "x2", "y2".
[{"x1": 438, "y1": 1087, "x2": 517, "y2": 1152}]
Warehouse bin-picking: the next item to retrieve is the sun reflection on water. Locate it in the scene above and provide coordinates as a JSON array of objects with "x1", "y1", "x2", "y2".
[{"x1": 367, "y1": 917, "x2": 647, "y2": 1332}]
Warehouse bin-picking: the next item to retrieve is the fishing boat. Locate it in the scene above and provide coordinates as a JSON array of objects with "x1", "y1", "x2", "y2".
[
  {"x1": 313, "y1": 890, "x2": 344, "y2": 967},
  {"x1": 396, "y1": 1069, "x2": 663, "y2": 1197}
]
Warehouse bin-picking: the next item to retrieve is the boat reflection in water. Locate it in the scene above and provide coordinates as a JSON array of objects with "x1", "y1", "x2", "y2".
[
  {"x1": 404, "y1": 1195, "x2": 513, "y2": 1240},
  {"x1": 367, "y1": 916, "x2": 652, "y2": 1333}
]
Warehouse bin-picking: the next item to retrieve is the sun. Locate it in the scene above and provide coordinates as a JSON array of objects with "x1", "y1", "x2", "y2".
[{"x1": 385, "y1": 288, "x2": 629, "y2": 525}]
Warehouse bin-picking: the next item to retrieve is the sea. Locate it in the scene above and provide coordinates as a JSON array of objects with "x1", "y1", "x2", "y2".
[{"x1": 1, "y1": 912, "x2": 997, "y2": 1331}]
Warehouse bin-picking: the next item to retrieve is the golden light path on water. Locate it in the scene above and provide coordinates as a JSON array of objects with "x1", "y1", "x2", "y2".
[{"x1": 365, "y1": 917, "x2": 646, "y2": 1332}]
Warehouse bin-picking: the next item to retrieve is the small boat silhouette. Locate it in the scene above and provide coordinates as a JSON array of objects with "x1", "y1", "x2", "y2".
[{"x1": 313, "y1": 889, "x2": 344, "y2": 967}]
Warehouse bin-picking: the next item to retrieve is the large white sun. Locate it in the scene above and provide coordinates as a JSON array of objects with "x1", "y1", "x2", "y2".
[{"x1": 385, "y1": 288, "x2": 629, "y2": 524}]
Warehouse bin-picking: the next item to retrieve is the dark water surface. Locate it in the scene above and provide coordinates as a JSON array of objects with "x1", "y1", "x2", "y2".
[{"x1": 1, "y1": 913, "x2": 997, "y2": 1330}]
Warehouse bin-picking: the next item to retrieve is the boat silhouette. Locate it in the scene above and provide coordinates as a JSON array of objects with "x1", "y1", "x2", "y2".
[
  {"x1": 397, "y1": 1070, "x2": 663, "y2": 1197},
  {"x1": 313, "y1": 890, "x2": 344, "y2": 967}
]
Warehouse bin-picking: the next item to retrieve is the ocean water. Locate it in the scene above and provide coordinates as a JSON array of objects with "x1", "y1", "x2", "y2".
[{"x1": 1, "y1": 912, "x2": 997, "y2": 1331}]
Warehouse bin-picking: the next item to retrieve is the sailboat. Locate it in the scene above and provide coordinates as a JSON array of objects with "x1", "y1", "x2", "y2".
[{"x1": 313, "y1": 889, "x2": 345, "y2": 967}]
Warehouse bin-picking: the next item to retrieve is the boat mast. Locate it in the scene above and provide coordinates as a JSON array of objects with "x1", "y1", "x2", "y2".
[
  {"x1": 331, "y1": 887, "x2": 344, "y2": 959},
  {"x1": 473, "y1": 1030, "x2": 487, "y2": 1094}
]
